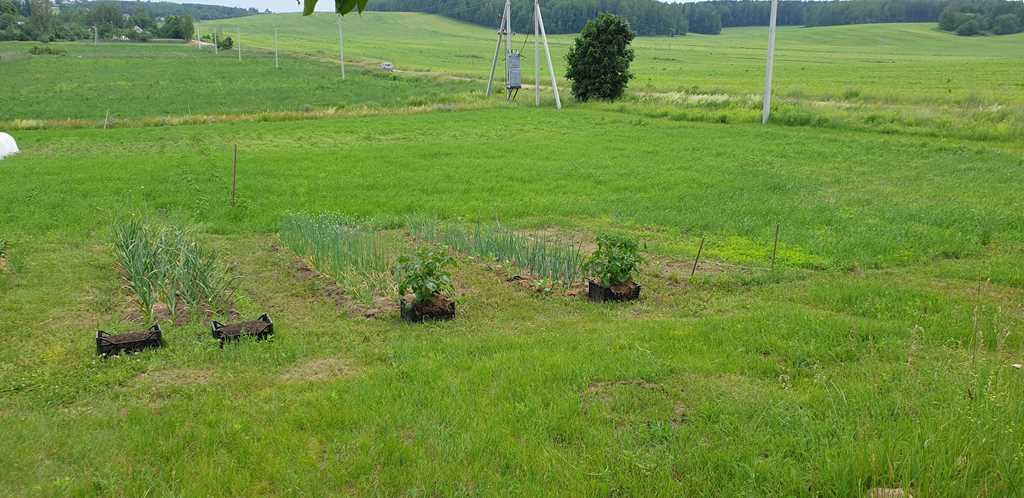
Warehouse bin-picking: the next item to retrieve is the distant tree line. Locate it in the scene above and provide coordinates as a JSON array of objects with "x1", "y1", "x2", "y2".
[
  {"x1": 938, "y1": 0, "x2": 1024, "y2": 35},
  {"x1": 0, "y1": 0, "x2": 261, "y2": 42},
  {"x1": 368, "y1": 0, "x2": 690, "y2": 36},
  {"x1": 368, "y1": 0, "x2": 1024, "y2": 36}
]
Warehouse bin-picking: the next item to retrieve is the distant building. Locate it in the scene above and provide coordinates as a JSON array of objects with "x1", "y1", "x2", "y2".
[{"x1": 133, "y1": 25, "x2": 144, "y2": 33}]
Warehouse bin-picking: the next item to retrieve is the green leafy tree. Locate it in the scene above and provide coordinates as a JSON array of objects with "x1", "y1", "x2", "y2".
[
  {"x1": 27, "y1": 0, "x2": 51, "y2": 41},
  {"x1": 89, "y1": 2, "x2": 122, "y2": 37},
  {"x1": 955, "y1": 17, "x2": 982, "y2": 35},
  {"x1": 0, "y1": 0, "x2": 17, "y2": 16},
  {"x1": 565, "y1": 13, "x2": 635, "y2": 102},
  {"x1": 992, "y1": 13, "x2": 1021, "y2": 34},
  {"x1": 302, "y1": 0, "x2": 368, "y2": 16}
]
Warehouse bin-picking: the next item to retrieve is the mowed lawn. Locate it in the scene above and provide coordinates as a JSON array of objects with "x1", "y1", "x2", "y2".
[
  {"x1": 203, "y1": 12, "x2": 1024, "y2": 105},
  {"x1": 0, "y1": 41, "x2": 477, "y2": 121},
  {"x1": 1, "y1": 107, "x2": 1022, "y2": 495}
]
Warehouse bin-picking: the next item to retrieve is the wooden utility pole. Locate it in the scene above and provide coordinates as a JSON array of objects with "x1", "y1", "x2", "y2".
[
  {"x1": 762, "y1": 0, "x2": 779, "y2": 124},
  {"x1": 337, "y1": 16, "x2": 345, "y2": 79},
  {"x1": 534, "y1": 0, "x2": 540, "y2": 106}
]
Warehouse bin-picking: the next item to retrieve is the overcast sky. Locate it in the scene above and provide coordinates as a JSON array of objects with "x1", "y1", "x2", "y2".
[{"x1": 162, "y1": 0, "x2": 693, "y2": 14}]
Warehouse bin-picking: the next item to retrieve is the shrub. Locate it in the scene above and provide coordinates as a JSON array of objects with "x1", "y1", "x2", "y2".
[
  {"x1": 218, "y1": 35, "x2": 233, "y2": 50},
  {"x1": 28, "y1": 45, "x2": 65, "y2": 55},
  {"x1": 565, "y1": 13, "x2": 635, "y2": 102},
  {"x1": 395, "y1": 247, "x2": 454, "y2": 304},
  {"x1": 583, "y1": 233, "x2": 643, "y2": 286},
  {"x1": 956, "y1": 18, "x2": 982, "y2": 36}
]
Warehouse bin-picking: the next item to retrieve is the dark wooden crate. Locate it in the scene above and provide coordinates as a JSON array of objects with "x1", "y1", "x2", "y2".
[
  {"x1": 211, "y1": 313, "x2": 273, "y2": 347},
  {"x1": 96, "y1": 324, "x2": 164, "y2": 356}
]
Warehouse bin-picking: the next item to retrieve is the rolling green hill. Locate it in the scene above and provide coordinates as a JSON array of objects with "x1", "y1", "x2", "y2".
[{"x1": 201, "y1": 12, "x2": 1024, "y2": 105}]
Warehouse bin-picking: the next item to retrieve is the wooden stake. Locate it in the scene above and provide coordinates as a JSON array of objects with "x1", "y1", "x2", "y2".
[
  {"x1": 691, "y1": 236, "x2": 705, "y2": 277},
  {"x1": 274, "y1": 28, "x2": 279, "y2": 69},
  {"x1": 771, "y1": 224, "x2": 780, "y2": 269},
  {"x1": 231, "y1": 144, "x2": 238, "y2": 207},
  {"x1": 103, "y1": 109, "x2": 109, "y2": 129}
]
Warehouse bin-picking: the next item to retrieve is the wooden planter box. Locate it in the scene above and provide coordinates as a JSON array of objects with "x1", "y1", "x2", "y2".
[
  {"x1": 211, "y1": 313, "x2": 274, "y2": 347},
  {"x1": 400, "y1": 296, "x2": 456, "y2": 322},
  {"x1": 96, "y1": 324, "x2": 164, "y2": 356},
  {"x1": 587, "y1": 280, "x2": 641, "y2": 302}
]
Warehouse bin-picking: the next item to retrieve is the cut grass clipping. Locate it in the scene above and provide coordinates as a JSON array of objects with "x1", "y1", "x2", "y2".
[
  {"x1": 409, "y1": 217, "x2": 585, "y2": 287},
  {"x1": 112, "y1": 217, "x2": 237, "y2": 323},
  {"x1": 280, "y1": 213, "x2": 402, "y2": 304}
]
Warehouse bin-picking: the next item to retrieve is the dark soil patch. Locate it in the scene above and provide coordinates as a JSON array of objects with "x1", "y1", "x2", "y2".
[
  {"x1": 401, "y1": 294, "x2": 455, "y2": 322},
  {"x1": 292, "y1": 258, "x2": 391, "y2": 319},
  {"x1": 588, "y1": 280, "x2": 641, "y2": 302},
  {"x1": 485, "y1": 262, "x2": 587, "y2": 297}
]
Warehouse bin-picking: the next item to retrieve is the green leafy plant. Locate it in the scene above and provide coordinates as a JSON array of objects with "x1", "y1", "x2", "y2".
[
  {"x1": 395, "y1": 247, "x2": 455, "y2": 304},
  {"x1": 583, "y1": 233, "x2": 644, "y2": 287}
]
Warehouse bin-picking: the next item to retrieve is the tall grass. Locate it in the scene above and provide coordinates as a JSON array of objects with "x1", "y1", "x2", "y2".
[
  {"x1": 279, "y1": 213, "x2": 400, "y2": 303},
  {"x1": 112, "y1": 218, "x2": 236, "y2": 323},
  {"x1": 408, "y1": 217, "x2": 586, "y2": 286}
]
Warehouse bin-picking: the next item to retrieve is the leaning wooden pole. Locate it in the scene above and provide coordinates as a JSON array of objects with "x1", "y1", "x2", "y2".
[
  {"x1": 536, "y1": 2, "x2": 561, "y2": 109},
  {"x1": 762, "y1": 0, "x2": 779, "y2": 124},
  {"x1": 485, "y1": 6, "x2": 507, "y2": 96}
]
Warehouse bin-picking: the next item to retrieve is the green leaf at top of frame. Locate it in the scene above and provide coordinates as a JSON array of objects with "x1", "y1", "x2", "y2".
[{"x1": 303, "y1": 0, "x2": 368, "y2": 16}]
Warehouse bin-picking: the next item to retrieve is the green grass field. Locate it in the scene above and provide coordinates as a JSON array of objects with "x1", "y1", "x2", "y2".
[
  {"x1": 0, "y1": 41, "x2": 476, "y2": 122},
  {"x1": 1, "y1": 12, "x2": 1023, "y2": 497},
  {"x1": 203, "y1": 13, "x2": 1024, "y2": 105}
]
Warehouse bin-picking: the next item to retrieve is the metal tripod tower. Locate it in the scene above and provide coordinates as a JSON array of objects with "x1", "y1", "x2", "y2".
[{"x1": 486, "y1": 0, "x2": 561, "y2": 109}]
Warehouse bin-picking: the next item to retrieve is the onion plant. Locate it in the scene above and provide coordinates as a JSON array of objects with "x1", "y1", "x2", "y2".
[
  {"x1": 280, "y1": 213, "x2": 400, "y2": 303},
  {"x1": 112, "y1": 218, "x2": 236, "y2": 323},
  {"x1": 408, "y1": 217, "x2": 586, "y2": 286}
]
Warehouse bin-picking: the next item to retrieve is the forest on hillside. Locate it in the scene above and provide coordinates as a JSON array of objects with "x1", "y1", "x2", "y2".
[
  {"x1": 368, "y1": 0, "x2": 1024, "y2": 36},
  {"x1": 0, "y1": 0, "x2": 264, "y2": 41}
]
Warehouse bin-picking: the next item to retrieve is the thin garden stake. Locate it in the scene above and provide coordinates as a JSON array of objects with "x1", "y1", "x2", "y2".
[
  {"x1": 771, "y1": 223, "x2": 780, "y2": 269},
  {"x1": 691, "y1": 237, "x2": 705, "y2": 277},
  {"x1": 231, "y1": 144, "x2": 238, "y2": 207},
  {"x1": 274, "y1": 28, "x2": 279, "y2": 69}
]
